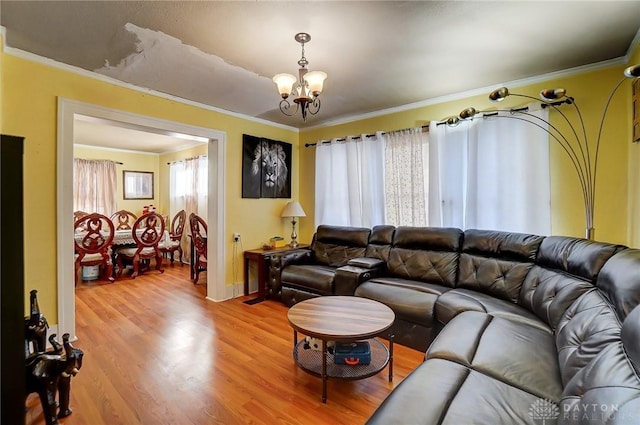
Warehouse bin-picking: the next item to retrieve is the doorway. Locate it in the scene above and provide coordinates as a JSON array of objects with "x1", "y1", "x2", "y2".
[{"x1": 57, "y1": 98, "x2": 226, "y2": 339}]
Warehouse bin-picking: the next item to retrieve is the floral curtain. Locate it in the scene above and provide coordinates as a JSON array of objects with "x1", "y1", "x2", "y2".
[{"x1": 382, "y1": 128, "x2": 429, "y2": 226}]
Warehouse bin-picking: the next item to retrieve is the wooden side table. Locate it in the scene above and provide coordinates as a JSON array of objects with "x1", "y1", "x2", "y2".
[{"x1": 244, "y1": 244, "x2": 309, "y2": 302}]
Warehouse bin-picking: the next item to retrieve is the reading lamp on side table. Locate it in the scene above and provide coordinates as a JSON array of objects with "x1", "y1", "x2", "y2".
[{"x1": 281, "y1": 201, "x2": 306, "y2": 248}]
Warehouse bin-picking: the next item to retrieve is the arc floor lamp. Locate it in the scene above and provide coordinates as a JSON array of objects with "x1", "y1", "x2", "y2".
[{"x1": 443, "y1": 64, "x2": 640, "y2": 240}]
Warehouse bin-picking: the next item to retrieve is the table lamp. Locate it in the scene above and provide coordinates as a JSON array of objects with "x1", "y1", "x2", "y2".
[{"x1": 281, "y1": 201, "x2": 306, "y2": 248}]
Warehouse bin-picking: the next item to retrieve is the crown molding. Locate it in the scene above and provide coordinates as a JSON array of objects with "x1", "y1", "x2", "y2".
[{"x1": 625, "y1": 28, "x2": 640, "y2": 62}]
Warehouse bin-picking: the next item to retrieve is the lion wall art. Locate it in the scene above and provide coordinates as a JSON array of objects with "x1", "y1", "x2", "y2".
[{"x1": 242, "y1": 134, "x2": 292, "y2": 198}]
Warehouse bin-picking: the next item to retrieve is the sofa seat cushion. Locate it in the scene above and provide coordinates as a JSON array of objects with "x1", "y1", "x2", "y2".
[
  {"x1": 428, "y1": 311, "x2": 561, "y2": 401},
  {"x1": 366, "y1": 357, "x2": 553, "y2": 425},
  {"x1": 281, "y1": 264, "x2": 336, "y2": 295},
  {"x1": 435, "y1": 288, "x2": 550, "y2": 332},
  {"x1": 355, "y1": 277, "x2": 450, "y2": 326}
]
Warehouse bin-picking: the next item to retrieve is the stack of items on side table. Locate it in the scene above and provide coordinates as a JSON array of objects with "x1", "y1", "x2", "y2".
[
  {"x1": 24, "y1": 290, "x2": 84, "y2": 425},
  {"x1": 333, "y1": 341, "x2": 371, "y2": 366},
  {"x1": 302, "y1": 337, "x2": 371, "y2": 366}
]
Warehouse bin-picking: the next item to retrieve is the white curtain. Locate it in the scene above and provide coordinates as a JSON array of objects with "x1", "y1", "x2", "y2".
[
  {"x1": 314, "y1": 133, "x2": 385, "y2": 228},
  {"x1": 169, "y1": 156, "x2": 208, "y2": 261},
  {"x1": 73, "y1": 159, "x2": 117, "y2": 215},
  {"x1": 382, "y1": 128, "x2": 429, "y2": 226},
  {"x1": 429, "y1": 107, "x2": 551, "y2": 235}
]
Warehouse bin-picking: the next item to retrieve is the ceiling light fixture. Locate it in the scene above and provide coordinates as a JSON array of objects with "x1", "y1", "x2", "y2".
[
  {"x1": 273, "y1": 33, "x2": 327, "y2": 122},
  {"x1": 443, "y1": 64, "x2": 640, "y2": 240}
]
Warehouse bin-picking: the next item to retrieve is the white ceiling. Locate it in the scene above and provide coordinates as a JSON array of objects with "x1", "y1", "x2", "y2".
[
  {"x1": 2, "y1": 1, "x2": 640, "y2": 135},
  {"x1": 74, "y1": 115, "x2": 206, "y2": 154}
]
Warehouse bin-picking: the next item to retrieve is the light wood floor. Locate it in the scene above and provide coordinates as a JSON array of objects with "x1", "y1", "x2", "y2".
[{"x1": 26, "y1": 264, "x2": 424, "y2": 425}]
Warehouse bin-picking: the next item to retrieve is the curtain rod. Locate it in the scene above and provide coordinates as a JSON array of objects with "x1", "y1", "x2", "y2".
[
  {"x1": 76, "y1": 158, "x2": 123, "y2": 164},
  {"x1": 166, "y1": 155, "x2": 206, "y2": 165},
  {"x1": 304, "y1": 125, "x2": 429, "y2": 148}
]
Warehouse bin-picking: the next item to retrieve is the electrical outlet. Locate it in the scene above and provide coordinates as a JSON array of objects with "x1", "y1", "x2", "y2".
[{"x1": 233, "y1": 233, "x2": 241, "y2": 242}]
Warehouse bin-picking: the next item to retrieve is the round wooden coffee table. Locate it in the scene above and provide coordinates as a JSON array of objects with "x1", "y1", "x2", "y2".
[{"x1": 287, "y1": 296, "x2": 395, "y2": 402}]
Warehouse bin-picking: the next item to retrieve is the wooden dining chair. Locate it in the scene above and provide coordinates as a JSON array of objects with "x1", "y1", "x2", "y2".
[
  {"x1": 189, "y1": 213, "x2": 207, "y2": 285},
  {"x1": 73, "y1": 210, "x2": 88, "y2": 222},
  {"x1": 115, "y1": 212, "x2": 165, "y2": 279},
  {"x1": 74, "y1": 213, "x2": 115, "y2": 285},
  {"x1": 110, "y1": 209, "x2": 138, "y2": 231},
  {"x1": 159, "y1": 210, "x2": 186, "y2": 265}
]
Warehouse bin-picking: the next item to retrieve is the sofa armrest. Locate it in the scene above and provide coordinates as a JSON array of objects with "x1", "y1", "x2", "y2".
[
  {"x1": 280, "y1": 249, "x2": 313, "y2": 268},
  {"x1": 268, "y1": 248, "x2": 313, "y2": 299},
  {"x1": 334, "y1": 264, "x2": 381, "y2": 296},
  {"x1": 347, "y1": 257, "x2": 385, "y2": 269}
]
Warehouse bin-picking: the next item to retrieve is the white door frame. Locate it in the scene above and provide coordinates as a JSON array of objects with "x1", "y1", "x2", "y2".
[{"x1": 57, "y1": 98, "x2": 226, "y2": 339}]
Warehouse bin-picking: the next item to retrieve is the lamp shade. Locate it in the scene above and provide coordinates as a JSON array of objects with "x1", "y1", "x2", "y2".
[
  {"x1": 273, "y1": 73, "x2": 297, "y2": 98},
  {"x1": 304, "y1": 71, "x2": 327, "y2": 96},
  {"x1": 281, "y1": 201, "x2": 306, "y2": 218},
  {"x1": 540, "y1": 88, "x2": 567, "y2": 101},
  {"x1": 489, "y1": 87, "x2": 509, "y2": 102},
  {"x1": 624, "y1": 64, "x2": 640, "y2": 78},
  {"x1": 459, "y1": 107, "x2": 478, "y2": 119}
]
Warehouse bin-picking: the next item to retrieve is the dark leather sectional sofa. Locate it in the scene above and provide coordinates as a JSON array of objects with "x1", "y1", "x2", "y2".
[{"x1": 269, "y1": 225, "x2": 640, "y2": 424}]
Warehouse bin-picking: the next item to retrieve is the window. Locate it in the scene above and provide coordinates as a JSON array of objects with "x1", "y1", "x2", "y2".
[{"x1": 73, "y1": 159, "x2": 117, "y2": 215}]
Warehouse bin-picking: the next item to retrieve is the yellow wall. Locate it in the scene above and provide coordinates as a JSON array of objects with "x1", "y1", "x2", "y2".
[
  {"x1": 73, "y1": 145, "x2": 160, "y2": 215},
  {"x1": 300, "y1": 65, "x2": 632, "y2": 246},
  {"x1": 1, "y1": 48, "x2": 298, "y2": 320},
  {"x1": 629, "y1": 45, "x2": 640, "y2": 248}
]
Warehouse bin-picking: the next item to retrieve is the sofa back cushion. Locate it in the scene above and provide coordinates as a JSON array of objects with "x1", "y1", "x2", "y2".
[
  {"x1": 560, "y1": 304, "x2": 640, "y2": 423},
  {"x1": 535, "y1": 236, "x2": 624, "y2": 282},
  {"x1": 456, "y1": 230, "x2": 544, "y2": 303},
  {"x1": 519, "y1": 266, "x2": 593, "y2": 330},
  {"x1": 386, "y1": 227, "x2": 462, "y2": 287},
  {"x1": 555, "y1": 289, "x2": 622, "y2": 387},
  {"x1": 595, "y1": 249, "x2": 640, "y2": 322},
  {"x1": 365, "y1": 225, "x2": 395, "y2": 262},
  {"x1": 518, "y1": 236, "x2": 624, "y2": 330},
  {"x1": 621, "y1": 303, "x2": 640, "y2": 376},
  {"x1": 311, "y1": 225, "x2": 371, "y2": 267}
]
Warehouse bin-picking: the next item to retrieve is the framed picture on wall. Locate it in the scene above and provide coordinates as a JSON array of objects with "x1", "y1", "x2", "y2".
[
  {"x1": 123, "y1": 170, "x2": 154, "y2": 200},
  {"x1": 242, "y1": 134, "x2": 292, "y2": 198}
]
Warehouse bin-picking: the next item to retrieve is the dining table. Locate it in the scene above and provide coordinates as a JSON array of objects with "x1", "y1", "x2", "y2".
[
  {"x1": 74, "y1": 228, "x2": 170, "y2": 279},
  {"x1": 74, "y1": 228, "x2": 170, "y2": 247}
]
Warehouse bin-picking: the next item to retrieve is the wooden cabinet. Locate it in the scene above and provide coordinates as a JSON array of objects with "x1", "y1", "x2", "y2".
[
  {"x1": 244, "y1": 244, "x2": 309, "y2": 302},
  {"x1": 1, "y1": 134, "x2": 25, "y2": 425}
]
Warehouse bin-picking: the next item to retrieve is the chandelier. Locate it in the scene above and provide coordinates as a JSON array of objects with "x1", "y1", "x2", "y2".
[
  {"x1": 272, "y1": 33, "x2": 327, "y2": 122},
  {"x1": 442, "y1": 64, "x2": 640, "y2": 240}
]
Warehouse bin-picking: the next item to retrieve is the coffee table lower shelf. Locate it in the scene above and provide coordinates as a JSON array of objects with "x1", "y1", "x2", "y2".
[{"x1": 293, "y1": 338, "x2": 391, "y2": 402}]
